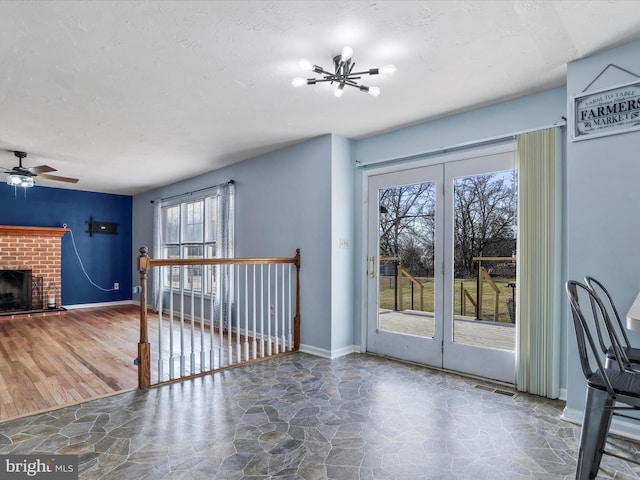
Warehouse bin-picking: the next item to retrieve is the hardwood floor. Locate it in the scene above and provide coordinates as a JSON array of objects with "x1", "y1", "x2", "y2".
[{"x1": 0, "y1": 304, "x2": 139, "y2": 423}]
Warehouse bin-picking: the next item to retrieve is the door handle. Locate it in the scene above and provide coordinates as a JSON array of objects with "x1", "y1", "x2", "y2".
[{"x1": 369, "y1": 256, "x2": 375, "y2": 278}]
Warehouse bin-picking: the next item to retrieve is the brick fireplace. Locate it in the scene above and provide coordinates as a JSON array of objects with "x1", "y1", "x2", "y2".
[{"x1": 0, "y1": 225, "x2": 69, "y2": 316}]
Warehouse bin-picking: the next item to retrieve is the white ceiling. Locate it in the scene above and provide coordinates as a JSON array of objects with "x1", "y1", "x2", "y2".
[{"x1": 1, "y1": 1, "x2": 640, "y2": 195}]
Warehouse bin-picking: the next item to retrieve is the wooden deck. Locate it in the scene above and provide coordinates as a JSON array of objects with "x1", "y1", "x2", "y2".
[{"x1": 379, "y1": 309, "x2": 515, "y2": 351}]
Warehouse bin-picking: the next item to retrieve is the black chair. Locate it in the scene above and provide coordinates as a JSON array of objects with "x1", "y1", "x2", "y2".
[
  {"x1": 566, "y1": 280, "x2": 640, "y2": 479},
  {"x1": 585, "y1": 276, "x2": 640, "y2": 368}
]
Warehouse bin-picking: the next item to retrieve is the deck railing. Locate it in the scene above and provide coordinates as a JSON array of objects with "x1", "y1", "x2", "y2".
[{"x1": 137, "y1": 246, "x2": 301, "y2": 388}]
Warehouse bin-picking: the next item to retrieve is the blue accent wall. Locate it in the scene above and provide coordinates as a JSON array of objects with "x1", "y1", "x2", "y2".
[{"x1": 0, "y1": 184, "x2": 132, "y2": 306}]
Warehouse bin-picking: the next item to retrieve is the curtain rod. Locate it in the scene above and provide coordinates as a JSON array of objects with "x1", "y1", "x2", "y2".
[
  {"x1": 356, "y1": 118, "x2": 567, "y2": 168},
  {"x1": 150, "y1": 179, "x2": 235, "y2": 204}
]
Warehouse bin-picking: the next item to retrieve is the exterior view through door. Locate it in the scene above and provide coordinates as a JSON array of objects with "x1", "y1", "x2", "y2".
[{"x1": 366, "y1": 146, "x2": 517, "y2": 383}]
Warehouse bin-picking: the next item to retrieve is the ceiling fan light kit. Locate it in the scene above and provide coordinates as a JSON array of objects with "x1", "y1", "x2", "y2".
[
  {"x1": 6, "y1": 173, "x2": 34, "y2": 188},
  {"x1": 292, "y1": 46, "x2": 395, "y2": 97}
]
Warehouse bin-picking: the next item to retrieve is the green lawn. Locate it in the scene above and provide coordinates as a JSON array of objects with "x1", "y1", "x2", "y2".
[{"x1": 379, "y1": 276, "x2": 516, "y2": 323}]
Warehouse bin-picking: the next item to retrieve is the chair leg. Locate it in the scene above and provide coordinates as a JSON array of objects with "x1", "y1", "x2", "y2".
[{"x1": 576, "y1": 387, "x2": 614, "y2": 480}]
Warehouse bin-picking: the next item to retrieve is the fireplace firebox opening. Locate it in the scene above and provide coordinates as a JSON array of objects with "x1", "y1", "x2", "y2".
[{"x1": 0, "y1": 270, "x2": 33, "y2": 313}]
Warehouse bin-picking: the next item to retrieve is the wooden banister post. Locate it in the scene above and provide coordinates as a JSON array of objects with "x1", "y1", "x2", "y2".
[
  {"x1": 137, "y1": 246, "x2": 151, "y2": 389},
  {"x1": 294, "y1": 248, "x2": 301, "y2": 351},
  {"x1": 397, "y1": 268, "x2": 401, "y2": 312}
]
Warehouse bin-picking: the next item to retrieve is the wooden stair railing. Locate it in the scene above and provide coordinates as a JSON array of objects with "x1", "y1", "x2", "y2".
[
  {"x1": 137, "y1": 247, "x2": 301, "y2": 389},
  {"x1": 396, "y1": 265, "x2": 424, "y2": 312},
  {"x1": 473, "y1": 256, "x2": 515, "y2": 322}
]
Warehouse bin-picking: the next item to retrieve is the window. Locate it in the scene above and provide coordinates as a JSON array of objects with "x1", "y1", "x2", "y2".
[{"x1": 155, "y1": 183, "x2": 234, "y2": 297}]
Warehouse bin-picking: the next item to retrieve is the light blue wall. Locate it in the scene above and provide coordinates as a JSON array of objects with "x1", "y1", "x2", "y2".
[
  {"x1": 331, "y1": 135, "x2": 355, "y2": 352},
  {"x1": 355, "y1": 88, "x2": 566, "y2": 166},
  {"x1": 133, "y1": 135, "x2": 335, "y2": 352},
  {"x1": 565, "y1": 40, "x2": 640, "y2": 414}
]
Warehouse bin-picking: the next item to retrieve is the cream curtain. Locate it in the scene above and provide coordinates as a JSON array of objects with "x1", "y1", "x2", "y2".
[
  {"x1": 215, "y1": 182, "x2": 235, "y2": 323},
  {"x1": 515, "y1": 127, "x2": 562, "y2": 398},
  {"x1": 151, "y1": 200, "x2": 162, "y2": 311},
  {"x1": 152, "y1": 182, "x2": 235, "y2": 312}
]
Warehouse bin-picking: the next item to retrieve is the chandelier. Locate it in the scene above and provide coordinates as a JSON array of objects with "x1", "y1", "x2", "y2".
[{"x1": 292, "y1": 46, "x2": 396, "y2": 97}]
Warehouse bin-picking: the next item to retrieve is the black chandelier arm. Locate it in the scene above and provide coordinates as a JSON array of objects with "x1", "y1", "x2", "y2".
[
  {"x1": 307, "y1": 78, "x2": 334, "y2": 84},
  {"x1": 315, "y1": 70, "x2": 379, "y2": 82},
  {"x1": 310, "y1": 65, "x2": 334, "y2": 76},
  {"x1": 339, "y1": 78, "x2": 363, "y2": 88},
  {"x1": 349, "y1": 68, "x2": 380, "y2": 76},
  {"x1": 339, "y1": 75, "x2": 363, "y2": 82},
  {"x1": 305, "y1": 77, "x2": 370, "y2": 90},
  {"x1": 309, "y1": 75, "x2": 364, "y2": 84},
  {"x1": 323, "y1": 75, "x2": 362, "y2": 82}
]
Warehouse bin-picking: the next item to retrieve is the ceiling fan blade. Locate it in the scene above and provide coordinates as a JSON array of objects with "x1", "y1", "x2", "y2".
[
  {"x1": 28, "y1": 164, "x2": 57, "y2": 174},
  {"x1": 37, "y1": 173, "x2": 79, "y2": 184}
]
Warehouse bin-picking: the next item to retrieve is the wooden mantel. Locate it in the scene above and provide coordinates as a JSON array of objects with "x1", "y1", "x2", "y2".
[{"x1": 0, "y1": 225, "x2": 70, "y2": 237}]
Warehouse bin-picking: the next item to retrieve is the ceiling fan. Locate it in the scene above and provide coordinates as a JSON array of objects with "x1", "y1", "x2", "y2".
[{"x1": 4, "y1": 151, "x2": 79, "y2": 187}]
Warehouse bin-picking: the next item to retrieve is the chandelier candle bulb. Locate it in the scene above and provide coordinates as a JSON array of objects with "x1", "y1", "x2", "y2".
[
  {"x1": 379, "y1": 64, "x2": 397, "y2": 75},
  {"x1": 291, "y1": 77, "x2": 307, "y2": 87},
  {"x1": 298, "y1": 59, "x2": 312, "y2": 71}
]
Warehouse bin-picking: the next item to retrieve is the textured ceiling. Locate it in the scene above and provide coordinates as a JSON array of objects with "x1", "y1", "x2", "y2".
[{"x1": 1, "y1": 1, "x2": 640, "y2": 195}]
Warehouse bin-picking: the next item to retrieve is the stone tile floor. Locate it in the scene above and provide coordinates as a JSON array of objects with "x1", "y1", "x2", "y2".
[{"x1": 1, "y1": 353, "x2": 639, "y2": 479}]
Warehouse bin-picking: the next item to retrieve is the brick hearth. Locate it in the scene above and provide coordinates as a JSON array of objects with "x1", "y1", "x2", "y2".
[{"x1": 0, "y1": 225, "x2": 69, "y2": 315}]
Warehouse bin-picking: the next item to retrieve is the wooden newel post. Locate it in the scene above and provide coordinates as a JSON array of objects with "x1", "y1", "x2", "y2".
[
  {"x1": 137, "y1": 246, "x2": 151, "y2": 389},
  {"x1": 294, "y1": 248, "x2": 301, "y2": 351}
]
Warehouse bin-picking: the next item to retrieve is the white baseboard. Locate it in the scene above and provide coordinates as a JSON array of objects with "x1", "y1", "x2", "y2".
[
  {"x1": 298, "y1": 344, "x2": 360, "y2": 359},
  {"x1": 562, "y1": 406, "x2": 640, "y2": 442},
  {"x1": 63, "y1": 300, "x2": 134, "y2": 310},
  {"x1": 559, "y1": 388, "x2": 567, "y2": 401},
  {"x1": 329, "y1": 345, "x2": 360, "y2": 358},
  {"x1": 298, "y1": 344, "x2": 331, "y2": 358}
]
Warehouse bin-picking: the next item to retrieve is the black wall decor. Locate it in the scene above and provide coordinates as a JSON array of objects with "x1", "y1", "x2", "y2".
[{"x1": 88, "y1": 217, "x2": 118, "y2": 236}]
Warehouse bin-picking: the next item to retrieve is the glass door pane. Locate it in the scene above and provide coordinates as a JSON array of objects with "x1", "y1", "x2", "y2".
[
  {"x1": 452, "y1": 169, "x2": 517, "y2": 351},
  {"x1": 378, "y1": 182, "x2": 436, "y2": 338}
]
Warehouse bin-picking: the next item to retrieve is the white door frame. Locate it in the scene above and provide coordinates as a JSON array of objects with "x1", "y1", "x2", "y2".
[
  {"x1": 360, "y1": 142, "x2": 516, "y2": 382},
  {"x1": 365, "y1": 163, "x2": 444, "y2": 365}
]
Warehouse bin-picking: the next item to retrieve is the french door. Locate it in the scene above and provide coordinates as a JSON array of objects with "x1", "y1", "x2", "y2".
[{"x1": 365, "y1": 147, "x2": 517, "y2": 383}]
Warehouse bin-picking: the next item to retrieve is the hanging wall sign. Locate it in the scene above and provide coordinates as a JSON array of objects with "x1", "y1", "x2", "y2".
[{"x1": 572, "y1": 80, "x2": 640, "y2": 141}]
